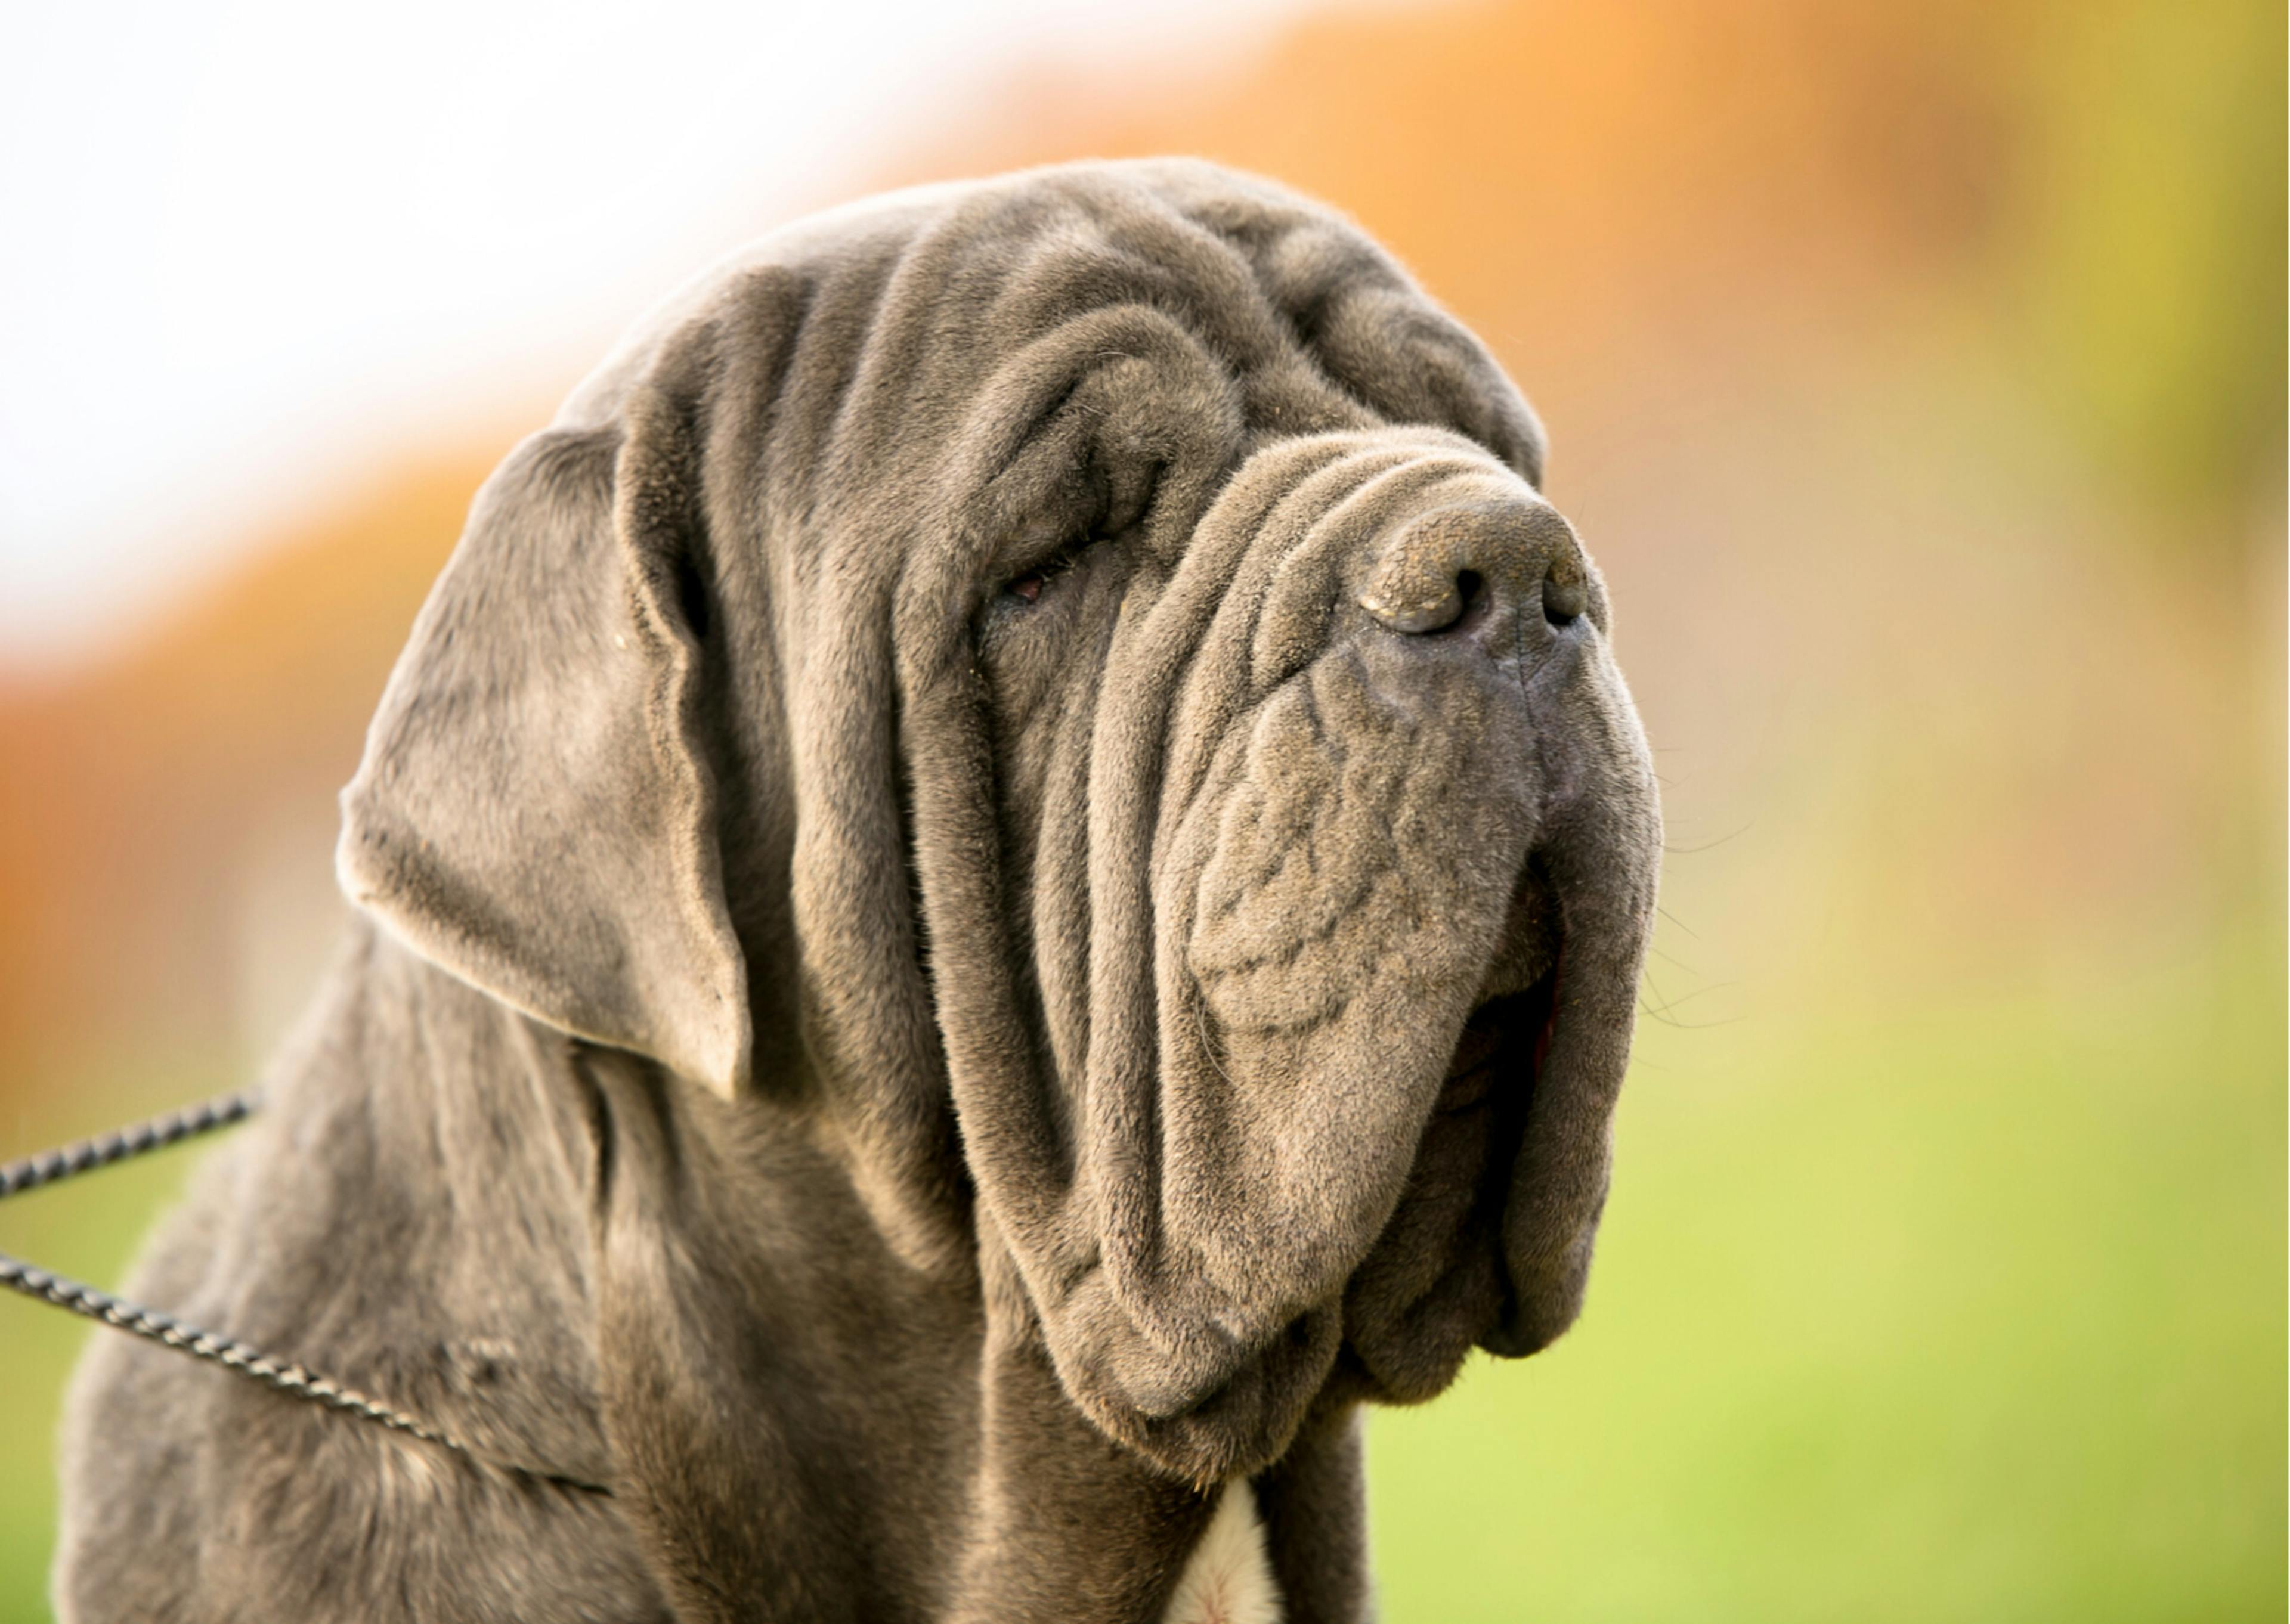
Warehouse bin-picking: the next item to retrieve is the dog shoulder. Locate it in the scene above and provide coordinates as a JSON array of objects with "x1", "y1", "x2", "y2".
[{"x1": 52, "y1": 931, "x2": 669, "y2": 1623}]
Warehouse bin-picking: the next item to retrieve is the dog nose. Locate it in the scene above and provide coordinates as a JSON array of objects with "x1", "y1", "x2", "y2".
[{"x1": 1357, "y1": 497, "x2": 1588, "y2": 638}]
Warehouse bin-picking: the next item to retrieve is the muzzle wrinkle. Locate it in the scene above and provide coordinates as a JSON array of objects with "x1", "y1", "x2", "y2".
[
  {"x1": 1245, "y1": 444, "x2": 1483, "y2": 694},
  {"x1": 970, "y1": 392, "x2": 1661, "y2": 1487},
  {"x1": 995, "y1": 453, "x2": 1565, "y2": 1473},
  {"x1": 58, "y1": 160, "x2": 1653, "y2": 1623},
  {"x1": 794, "y1": 175, "x2": 1655, "y2": 1487},
  {"x1": 1189, "y1": 660, "x2": 1423, "y2": 1031}
]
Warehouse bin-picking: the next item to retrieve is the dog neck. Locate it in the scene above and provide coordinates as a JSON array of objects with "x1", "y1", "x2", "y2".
[
  {"x1": 1162, "y1": 1486, "x2": 1283, "y2": 1624},
  {"x1": 304, "y1": 925, "x2": 1361, "y2": 1620}
]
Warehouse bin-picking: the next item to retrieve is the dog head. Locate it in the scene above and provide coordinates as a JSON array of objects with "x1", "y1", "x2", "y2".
[{"x1": 341, "y1": 160, "x2": 1660, "y2": 1483}]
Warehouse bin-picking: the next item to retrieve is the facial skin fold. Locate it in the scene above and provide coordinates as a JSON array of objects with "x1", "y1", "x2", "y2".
[{"x1": 60, "y1": 160, "x2": 1658, "y2": 1624}]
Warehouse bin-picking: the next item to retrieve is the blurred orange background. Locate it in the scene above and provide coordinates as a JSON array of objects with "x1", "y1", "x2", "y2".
[{"x1": 2, "y1": 1, "x2": 2280, "y2": 1617}]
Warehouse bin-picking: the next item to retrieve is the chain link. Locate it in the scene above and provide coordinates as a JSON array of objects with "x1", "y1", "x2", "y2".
[{"x1": 1, "y1": 1091, "x2": 610, "y2": 1497}]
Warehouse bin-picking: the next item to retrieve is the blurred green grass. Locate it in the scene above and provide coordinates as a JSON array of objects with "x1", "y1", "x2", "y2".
[
  {"x1": 1370, "y1": 929, "x2": 2285, "y2": 1621},
  {"x1": 4, "y1": 939, "x2": 2277, "y2": 1620},
  {"x1": 0, "y1": 1065, "x2": 231, "y2": 1624}
]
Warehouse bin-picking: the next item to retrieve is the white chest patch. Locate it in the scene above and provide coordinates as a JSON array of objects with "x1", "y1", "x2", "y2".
[{"x1": 1159, "y1": 1482, "x2": 1284, "y2": 1624}]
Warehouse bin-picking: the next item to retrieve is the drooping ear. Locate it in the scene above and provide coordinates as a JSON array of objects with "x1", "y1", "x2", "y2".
[{"x1": 338, "y1": 394, "x2": 750, "y2": 1098}]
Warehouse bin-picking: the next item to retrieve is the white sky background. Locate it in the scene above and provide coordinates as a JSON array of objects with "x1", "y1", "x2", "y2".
[{"x1": 0, "y1": 0, "x2": 1360, "y2": 672}]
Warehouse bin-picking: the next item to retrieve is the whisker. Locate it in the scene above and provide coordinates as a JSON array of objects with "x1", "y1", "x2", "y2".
[
  {"x1": 1649, "y1": 981, "x2": 1737, "y2": 1012},
  {"x1": 1663, "y1": 822, "x2": 1753, "y2": 856}
]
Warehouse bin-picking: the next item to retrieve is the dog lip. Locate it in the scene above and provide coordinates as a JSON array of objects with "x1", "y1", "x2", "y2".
[
  {"x1": 1435, "y1": 966, "x2": 1557, "y2": 1119},
  {"x1": 1468, "y1": 966, "x2": 1565, "y2": 1358},
  {"x1": 1337, "y1": 972, "x2": 1554, "y2": 1400},
  {"x1": 1433, "y1": 1018, "x2": 1506, "y2": 1117}
]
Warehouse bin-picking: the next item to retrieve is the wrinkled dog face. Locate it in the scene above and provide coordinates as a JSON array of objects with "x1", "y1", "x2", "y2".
[
  {"x1": 344, "y1": 160, "x2": 1660, "y2": 1490},
  {"x1": 881, "y1": 171, "x2": 1661, "y2": 1480}
]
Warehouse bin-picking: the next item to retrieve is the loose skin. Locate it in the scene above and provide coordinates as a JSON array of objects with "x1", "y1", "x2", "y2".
[{"x1": 57, "y1": 159, "x2": 1660, "y2": 1623}]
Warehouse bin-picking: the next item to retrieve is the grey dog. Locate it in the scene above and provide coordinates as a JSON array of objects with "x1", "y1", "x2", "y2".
[{"x1": 54, "y1": 159, "x2": 1659, "y2": 1622}]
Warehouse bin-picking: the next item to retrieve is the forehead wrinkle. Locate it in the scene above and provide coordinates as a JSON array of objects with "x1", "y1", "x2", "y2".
[
  {"x1": 758, "y1": 240, "x2": 917, "y2": 524},
  {"x1": 666, "y1": 162, "x2": 1545, "y2": 690},
  {"x1": 1015, "y1": 187, "x2": 1391, "y2": 442},
  {"x1": 827, "y1": 175, "x2": 1378, "y2": 494},
  {"x1": 820, "y1": 219, "x2": 986, "y2": 477},
  {"x1": 951, "y1": 306, "x2": 1237, "y2": 544},
  {"x1": 977, "y1": 171, "x2": 1294, "y2": 364},
  {"x1": 744, "y1": 169, "x2": 1515, "y2": 564}
]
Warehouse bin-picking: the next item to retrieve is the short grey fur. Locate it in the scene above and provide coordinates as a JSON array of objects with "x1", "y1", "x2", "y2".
[{"x1": 55, "y1": 160, "x2": 1660, "y2": 1623}]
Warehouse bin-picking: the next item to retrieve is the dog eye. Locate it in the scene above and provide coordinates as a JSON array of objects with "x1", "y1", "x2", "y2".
[
  {"x1": 997, "y1": 531, "x2": 1094, "y2": 606},
  {"x1": 995, "y1": 463, "x2": 1158, "y2": 610}
]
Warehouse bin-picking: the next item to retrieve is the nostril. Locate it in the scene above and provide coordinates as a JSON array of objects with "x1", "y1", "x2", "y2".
[
  {"x1": 1453, "y1": 571, "x2": 1485, "y2": 619},
  {"x1": 1543, "y1": 576, "x2": 1587, "y2": 627}
]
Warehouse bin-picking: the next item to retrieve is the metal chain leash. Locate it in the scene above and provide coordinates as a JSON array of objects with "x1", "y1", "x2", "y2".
[
  {"x1": 0, "y1": 1090, "x2": 259, "y2": 1197},
  {"x1": 0, "y1": 1092, "x2": 611, "y2": 1497}
]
